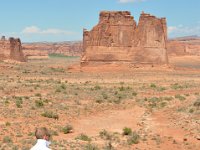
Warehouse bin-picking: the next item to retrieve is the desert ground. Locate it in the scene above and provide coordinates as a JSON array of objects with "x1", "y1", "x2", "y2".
[{"x1": 0, "y1": 55, "x2": 200, "y2": 150}]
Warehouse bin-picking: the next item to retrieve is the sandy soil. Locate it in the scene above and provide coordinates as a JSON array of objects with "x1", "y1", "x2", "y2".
[{"x1": 0, "y1": 56, "x2": 200, "y2": 149}]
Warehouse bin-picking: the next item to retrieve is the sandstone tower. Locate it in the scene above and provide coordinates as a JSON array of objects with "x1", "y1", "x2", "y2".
[
  {"x1": 82, "y1": 11, "x2": 168, "y2": 66},
  {"x1": 0, "y1": 36, "x2": 26, "y2": 62}
]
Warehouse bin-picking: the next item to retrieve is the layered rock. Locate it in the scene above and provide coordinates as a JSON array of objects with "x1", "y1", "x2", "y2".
[
  {"x1": 0, "y1": 36, "x2": 26, "y2": 61},
  {"x1": 82, "y1": 11, "x2": 168, "y2": 66},
  {"x1": 167, "y1": 37, "x2": 200, "y2": 56},
  {"x1": 22, "y1": 41, "x2": 82, "y2": 58},
  {"x1": 167, "y1": 40, "x2": 186, "y2": 56}
]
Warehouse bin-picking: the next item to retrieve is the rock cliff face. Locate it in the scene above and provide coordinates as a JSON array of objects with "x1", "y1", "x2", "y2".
[
  {"x1": 82, "y1": 11, "x2": 168, "y2": 66},
  {"x1": 0, "y1": 36, "x2": 26, "y2": 62}
]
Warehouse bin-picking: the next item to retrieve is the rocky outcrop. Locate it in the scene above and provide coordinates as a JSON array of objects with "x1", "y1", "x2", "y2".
[
  {"x1": 0, "y1": 36, "x2": 26, "y2": 62},
  {"x1": 82, "y1": 11, "x2": 168, "y2": 66}
]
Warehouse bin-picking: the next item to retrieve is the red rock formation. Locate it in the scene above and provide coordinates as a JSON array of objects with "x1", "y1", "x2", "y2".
[
  {"x1": 0, "y1": 36, "x2": 26, "y2": 62},
  {"x1": 82, "y1": 11, "x2": 168, "y2": 66}
]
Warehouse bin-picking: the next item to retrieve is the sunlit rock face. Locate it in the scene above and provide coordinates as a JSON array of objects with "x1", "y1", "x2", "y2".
[
  {"x1": 82, "y1": 11, "x2": 168, "y2": 66},
  {"x1": 0, "y1": 36, "x2": 26, "y2": 62}
]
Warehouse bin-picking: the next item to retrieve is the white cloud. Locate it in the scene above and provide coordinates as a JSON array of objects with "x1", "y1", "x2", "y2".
[
  {"x1": 22, "y1": 26, "x2": 74, "y2": 35},
  {"x1": 118, "y1": 0, "x2": 146, "y2": 3},
  {"x1": 168, "y1": 25, "x2": 200, "y2": 37},
  {"x1": 22, "y1": 26, "x2": 40, "y2": 34},
  {"x1": 168, "y1": 26, "x2": 178, "y2": 34}
]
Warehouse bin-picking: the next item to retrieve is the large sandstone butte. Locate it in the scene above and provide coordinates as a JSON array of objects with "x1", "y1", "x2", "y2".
[
  {"x1": 0, "y1": 36, "x2": 26, "y2": 62},
  {"x1": 82, "y1": 11, "x2": 168, "y2": 66}
]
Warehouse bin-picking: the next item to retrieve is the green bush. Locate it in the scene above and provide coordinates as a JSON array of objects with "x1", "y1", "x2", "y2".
[
  {"x1": 55, "y1": 87, "x2": 62, "y2": 93},
  {"x1": 123, "y1": 127, "x2": 132, "y2": 136},
  {"x1": 150, "y1": 83, "x2": 157, "y2": 88},
  {"x1": 193, "y1": 98, "x2": 200, "y2": 109},
  {"x1": 119, "y1": 86, "x2": 125, "y2": 91},
  {"x1": 35, "y1": 100, "x2": 44, "y2": 107},
  {"x1": 15, "y1": 97, "x2": 23, "y2": 108},
  {"x1": 127, "y1": 132, "x2": 140, "y2": 145},
  {"x1": 84, "y1": 143, "x2": 99, "y2": 150},
  {"x1": 5, "y1": 122, "x2": 11, "y2": 126},
  {"x1": 99, "y1": 129, "x2": 112, "y2": 140},
  {"x1": 35, "y1": 93, "x2": 42, "y2": 97},
  {"x1": 3, "y1": 136, "x2": 12, "y2": 143},
  {"x1": 60, "y1": 83, "x2": 66, "y2": 90},
  {"x1": 75, "y1": 134, "x2": 91, "y2": 141},
  {"x1": 175, "y1": 94, "x2": 186, "y2": 101},
  {"x1": 62, "y1": 124, "x2": 73, "y2": 134},
  {"x1": 102, "y1": 92, "x2": 108, "y2": 99},
  {"x1": 132, "y1": 91, "x2": 137, "y2": 96},
  {"x1": 41, "y1": 111, "x2": 59, "y2": 119},
  {"x1": 94, "y1": 85, "x2": 101, "y2": 90}
]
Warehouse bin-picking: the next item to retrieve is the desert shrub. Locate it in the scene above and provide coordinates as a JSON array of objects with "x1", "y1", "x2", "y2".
[
  {"x1": 4, "y1": 99, "x2": 9, "y2": 105},
  {"x1": 160, "y1": 102, "x2": 167, "y2": 108},
  {"x1": 96, "y1": 99, "x2": 104, "y2": 104},
  {"x1": 189, "y1": 108, "x2": 194, "y2": 113},
  {"x1": 50, "y1": 67, "x2": 65, "y2": 73},
  {"x1": 55, "y1": 87, "x2": 62, "y2": 93},
  {"x1": 3, "y1": 136, "x2": 12, "y2": 143},
  {"x1": 123, "y1": 127, "x2": 132, "y2": 136},
  {"x1": 175, "y1": 94, "x2": 186, "y2": 101},
  {"x1": 119, "y1": 86, "x2": 125, "y2": 91},
  {"x1": 60, "y1": 83, "x2": 66, "y2": 90},
  {"x1": 35, "y1": 99, "x2": 44, "y2": 107},
  {"x1": 164, "y1": 96, "x2": 173, "y2": 101},
  {"x1": 157, "y1": 87, "x2": 167, "y2": 91},
  {"x1": 102, "y1": 92, "x2": 108, "y2": 100},
  {"x1": 115, "y1": 93, "x2": 126, "y2": 100},
  {"x1": 103, "y1": 141, "x2": 114, "y2": 150},
  {"x1": 132, "y1": 91, "x2": 137, "y2": 96},
  {"x1": 75, "y1": 134, "x2": 91, "y2": 141},
  {"x1": 28, "y1": 132, "x2": 35, "y2": 136},
  {"x1": 15, "y1": 97, "x2": 23, "y2": 108},
  {"x1": 184, "y1": 93, "x2": 190, "y2": 97},
  {"x1": 99, "y1": 129, "x2": 112, "y2": 140},
  {"x1": 150, "y1": 83, "x2": 157, "y2": 88},
  {"x1": 84, "y1": 143, "x2": 99, "y2": 150},
  {"x1": 127, "y1": 131, "x2": 140, "y2": 145},
  {"x1": 41, "y1": 111, "x2": 59, "y2": 119},
  {"x1": 49, "y1": 130, "x2": 59, "y2": 136},
  {"x1": 113, "y1": 98, "x2": 121, "y2": 104},
  {"x1": 170, "y1": 83, "x2": 189, "y2": 90},
  {"x1": 5, "y1": 122, "x2": 11, "y2": 126},
  {"x1": 35, "y1": 93, "x2": 41, "y2": 97},
  {"x1": 193, "y1": 98, "x2": 200, "y2": 109},
  {"x1": 62, "y1": 124, "x2": 73, "y2": 134},
  {"x1": 94, "y1": 85, "x2": 101, "y2": 90}
]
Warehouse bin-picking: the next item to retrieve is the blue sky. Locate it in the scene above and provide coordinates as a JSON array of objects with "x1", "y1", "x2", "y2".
[{"x1": 0, "y1": 0, "x2": 199, "y2": 42}]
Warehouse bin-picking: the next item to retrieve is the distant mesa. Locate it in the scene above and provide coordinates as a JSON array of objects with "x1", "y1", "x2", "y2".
[
  {"x1": 167, "y1": 35, "x2": 200, "y2": 56},
  {"x1": 0, "y1": 36, "x2": 26, "y2": 62},
  {"x1": 81, "y1": 11, "x2": 168, "y2": 67},
  {"x1": 22, "y1": 41, "x2": 82, "y2": 59}
]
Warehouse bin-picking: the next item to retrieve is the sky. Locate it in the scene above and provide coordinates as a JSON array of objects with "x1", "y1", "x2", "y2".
[{"x1": 0, "y1": 0, "x2": 199, "y2": 42}]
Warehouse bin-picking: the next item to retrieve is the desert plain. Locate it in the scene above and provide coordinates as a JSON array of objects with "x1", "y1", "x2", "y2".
[{"x1": 0, "y1": 54, "x2": 200, "y2": 150}]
